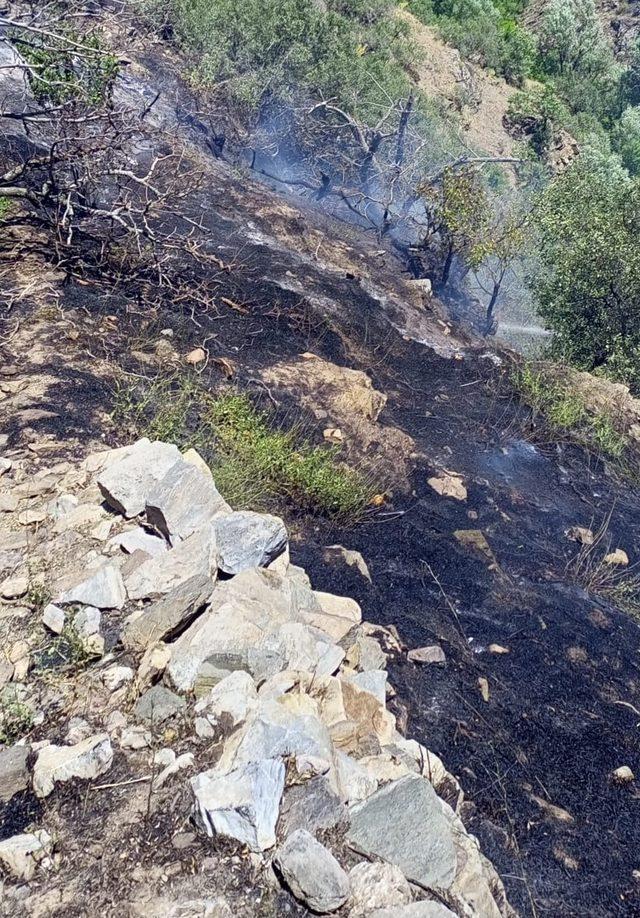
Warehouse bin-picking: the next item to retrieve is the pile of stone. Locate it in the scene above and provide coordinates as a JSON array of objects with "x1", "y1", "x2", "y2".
[{"x1": 0, "y1": 439, "x2": 512, "y2": 917}]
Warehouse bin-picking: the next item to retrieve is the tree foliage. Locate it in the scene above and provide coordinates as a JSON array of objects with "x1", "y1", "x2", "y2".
[{"x1": 533, "y1": 155, "x2": 640, "y2": 390}]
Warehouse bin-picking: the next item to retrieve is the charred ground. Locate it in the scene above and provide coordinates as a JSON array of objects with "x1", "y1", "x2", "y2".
[{"x1": 1, "y1": 8, "x2": 640, "y2": 917}]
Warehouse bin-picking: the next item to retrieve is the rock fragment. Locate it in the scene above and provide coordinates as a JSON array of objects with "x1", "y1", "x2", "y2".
[
  {"x1": 191, "y1": 758, "x2": 285, "y2": 851},
  {"x1": 213, "y1": 511, "x2": 287, "y2": 574},
  {"x1": 274, "y1": 829, "x2": 349, "y2": 913},
  {"x1": 109, "y1": 526, "x2": 168, "y2": 557},
  {"x1": 134, "y1": 685, "x2": 185, "y2": 724},
  {"x1": 0, "y1": 830, "x2": 52, "y2": 880},
  {"x1": 611, "y1": 765, "x2": 635, "y2": 784},
  {"x1": 408, "y1": 645, "x2": 446, "y2": 665},
  {"x1": 58, "y1": 561, "x2": 126, "y2": 610},
  {"x1": 125, "y1": 525, "x2": 217, "y2": 601},
  {"x1": 123, "y1": 573, "x2": 213, "y2": 650},
  {"x1": 33, "y1": 734, "x2": 113, "y2": 798},
  {"x1": 195, "y1": 670, "x2": 257, "y2": 727},
  {"x1": 348, "y1": 861, "x2": 412, "y2": 915},
  {"x1": 146, "y1": 462, "x2": 229, "y2": 544},
  {"x1": 279, "y1": 774, "x2": 348, "y2": 836},
  {"x1": 97, "y1": 438, "x2": 182, "y2": 517},
  {"x1": 370, "y1": 904, "x2": 457, "y2": 917},
  {"x1": 0, "y1": 744, "x2": 30, "y2": 802},
  {"x1": 347, "y1": 775, "x2": 457, "y2": 890},
  {"x1": 428, "y1": 472, "x2": 467, "y2": 501},
  {"x1": 42, "y1": 603, "x2": 65, "y2": 634}
]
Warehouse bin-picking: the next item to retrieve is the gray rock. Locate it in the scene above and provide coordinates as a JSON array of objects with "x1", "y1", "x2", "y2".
[
  {"x1": 348, "y1": 862, "x2": 412, "y2": 915},
  {"x1": 47, "y1": 493, "x2": 78, "y2": 521},
  {"x1": 97, "y1": 438, "x2": 182, "y2": 518},
  {"x1": 214, "y1": 511, "x2": 287, "y2": 574},
  {"x1": 167, "y1": 568, "x2": 297, "y2": 692},
  {"x1": 134, "y1": 685, "x2": 186, "y2": 724},
  {"x1": 0, "y1": 745, "x2": 30, "y2": 803},
  {"x1": 191, "y1": 758, "x2": 285, "y2": 851},
  {"x1": 125, "y1": 525, "x2": 217, "y2": 601},
  {"x1": 354, "y1": 633, "x2": 387, "y2": 671},
  {"x1": 346, "y1": 670, "x2": 388, "y2": 704},
  {"x1": 123, "y1": 573, "x2": 213, "y2": 650},
  {"x1": 102, "y1": 665, "x2": 134, "y2": 692},
  {"x1": 248, "y1": 622, "x2": 344, "y2": 684},
  {"x1": 73, "y1": 606, "x2": 101, "y2": 637},
  {"x1": 324, "y1": 544, "x2": 372, "y2": 581},
  {"x1": 347, "y1": 775, "x2": 457, "y2": 891},
  {"x1": 335, "y1": 750, "x2": 378, "y2": 804},
  {"x1": 42, "y1": 603, "x2": 65, "y2": 635},
  {"x1": 279, "y1": 775, "x2": 348, "y2": 836},
  {"x1": 33, "y1": 734, "x2": 113, "y2": 798},
  {"x1": 407, "y1": 645, "x2": 446, "y2": 665},
  {"x1": 0, "y1": 830, "x2": 52, "y2": 881},
  {"x1": 109, "y1": 526, "x2": 168, "y2": 557},
  {"x1": 146, "y1": 462, "x2": 229, "y2": 545},
  {"x1": 0, "y1": 458, "x2": 12, "y2": 476},
  {"x1": 0, "y1": 491, "x2": 19, "y2": 513},
  {"x1": 274, "y1": 829, "x2": 349, "y2": 913},
  {"x1": 220, "y1": 695, "x2": 333, "y2": 775},
  {"x1": 58, "y1": 561, "x2": 126, "y2": 610},
  {"x1": 371, "y1": 904, "x2": 457, "y2": 918},
  {"x1": 195, "y1": 670, "x2": 257, "y2": 726}
]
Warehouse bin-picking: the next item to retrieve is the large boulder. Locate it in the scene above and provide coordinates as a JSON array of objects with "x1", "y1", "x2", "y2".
[
  {"x1": 213, "y1": 511, "x2": 287, "y2": 574},
  {"x1": 274, "y1": 829, "x2": 350, "y2": 913},
  {"x1": 191, "y1": 758, "x2": 285, "y2": 852},
  {"x1": 33, "y1": 734, "x2": 113, "y2": 798},
  {"x1": 146, "y1": 462, "x2": 229, "y2": 544},
  {"x1": 97, "y1": 438, "x2": 182, "y2": 517},
  {"x1": 347, "y1": 775, "x2": 457, "y2": 891}
]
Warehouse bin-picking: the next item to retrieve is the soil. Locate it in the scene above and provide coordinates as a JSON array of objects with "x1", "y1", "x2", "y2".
[{"x1": 2, "y1": 13, "x2": 640, "y2": 917}]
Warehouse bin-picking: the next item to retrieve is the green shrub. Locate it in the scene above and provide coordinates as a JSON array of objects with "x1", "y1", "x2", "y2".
[
  {"x1": 15, "y1": 30, "x2": 118, "y2": 106},
  {"x1": 140, "y1": 0, "x2": 411, "y2": 122},
  {"x1": 0, "y1": 690, "x2": 34, "y2": 745},
  {"x1": 512, "y1": 363, "x2": 628, "y2": 460},
  {"x1": 113, "y1": 376, "x2": 377, "y2": 523}
]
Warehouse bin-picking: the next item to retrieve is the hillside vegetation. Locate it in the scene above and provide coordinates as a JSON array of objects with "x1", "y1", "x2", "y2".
[{"x1": 133, "y1": 0, "x2": 640, "y2": 391}]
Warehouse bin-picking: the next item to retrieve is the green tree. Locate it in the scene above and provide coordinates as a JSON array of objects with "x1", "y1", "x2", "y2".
[
  {"x1": 612, "y1": 106, "x2": 640, "y2": 176},
  {"x1": 421, "y1": 166, "x2": 491, "y2": 286},
  {"x1": 533, "y1": 153, "x2": 640, "y2": 389}
]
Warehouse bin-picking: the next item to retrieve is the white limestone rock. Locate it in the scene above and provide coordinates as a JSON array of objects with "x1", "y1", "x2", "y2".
[
  {"x1": 213, "y1": 511, "x2": 287, "y2": 574},
  {"x1": 97, "y1": 438, "x2": 182, "y2": 518},
  {"x1": 58, "y1": 562, "x2": 126, "y2": 610},
  {"x1": 0, "y1": 830, "x2": 52, "y2": 881},
  {"x1": 146, "y1": 461, "x2": 230, "y2": 545},
  {"x1": 191, "y1": 758, "x2": 285, "y2": 852},
  {"x1": 33, "y1": 734, "x2": 113, "y2": 798}
]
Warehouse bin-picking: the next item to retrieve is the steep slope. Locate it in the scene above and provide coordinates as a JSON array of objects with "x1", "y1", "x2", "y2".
[{"x1": 1, "y1": 6, "x2": 640, "y2": 917}]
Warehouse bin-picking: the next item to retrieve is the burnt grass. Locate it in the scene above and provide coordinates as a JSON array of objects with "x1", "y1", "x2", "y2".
[{"x1": 3, "y1": 88, "x2": 640, "y2": 918}]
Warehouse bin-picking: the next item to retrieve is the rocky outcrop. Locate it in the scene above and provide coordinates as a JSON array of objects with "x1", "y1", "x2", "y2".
[{"x1": 0, "y1": 439, "x2": 512, "y2": 917}]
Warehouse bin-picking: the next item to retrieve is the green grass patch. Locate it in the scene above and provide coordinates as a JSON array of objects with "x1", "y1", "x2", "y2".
[
  {"x1": 112, "y1": 374, "x2": 377, "y2": 524},
  {"x1": 512, "y1": 362, "x2": 628, "y2": 461},
  {"x1": 0, "y1": 689, "x2": 34, "y2": 745}
]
